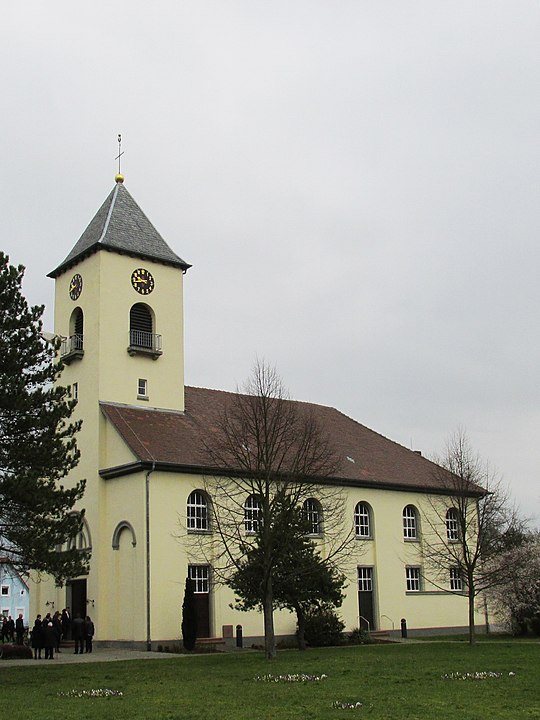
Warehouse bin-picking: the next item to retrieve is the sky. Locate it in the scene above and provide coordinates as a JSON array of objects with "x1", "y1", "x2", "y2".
[{"x1": 1, "y1": 2, "x2": 539, "y2": 523}]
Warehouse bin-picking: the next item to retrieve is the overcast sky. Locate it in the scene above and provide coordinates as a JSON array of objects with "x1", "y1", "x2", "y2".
[{"x1": 2, "y1": 2, "x2": 539, "y2": 522}]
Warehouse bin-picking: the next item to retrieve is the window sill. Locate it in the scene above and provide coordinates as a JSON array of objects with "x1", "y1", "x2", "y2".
[
  {"x1": 187, "y1": 529, "x2": 212, "y2": 535},
  {"x1": 403, "y1": 537, "x2": 420, "y2": 543},
  {"x1": 137, "y1": 395, "x2": 149, "y2": 401}
]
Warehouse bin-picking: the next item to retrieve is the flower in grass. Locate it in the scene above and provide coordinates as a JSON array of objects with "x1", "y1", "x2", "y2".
[
  {"x1": 332, "y1": 700, "x2": 364, "y2": 710},
  {"x1": 441, "y1": 671, "x2": 515, "y2": 681},
  {"x1": 57, "y1": 688, "x2": 124, "y2": 698},
  {"x1": 254, "y1": 673, "x2": 328, "y2": 683}
]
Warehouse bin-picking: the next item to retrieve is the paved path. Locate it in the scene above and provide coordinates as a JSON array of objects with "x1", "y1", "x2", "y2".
[{"x1": 1, "y1": 647, "x2": 186, "y2": 667}]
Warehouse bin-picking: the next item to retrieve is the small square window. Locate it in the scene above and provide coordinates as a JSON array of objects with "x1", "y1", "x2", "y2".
[
  {"x1": 1, "y1": 586, "x2": 9, "y2": 596},
  {"x1": 137, "y1": 378, "x2": 148, "y2": 398}
]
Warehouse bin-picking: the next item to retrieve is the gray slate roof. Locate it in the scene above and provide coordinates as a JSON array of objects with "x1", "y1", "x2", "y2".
[{"x1": 48, "y1": 182, "x2": 191, "y2": 278}]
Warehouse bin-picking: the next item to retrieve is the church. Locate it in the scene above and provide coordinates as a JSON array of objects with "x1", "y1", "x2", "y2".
[{"x1": 30, "y1": 175, "x2": 480, "y2": 647}]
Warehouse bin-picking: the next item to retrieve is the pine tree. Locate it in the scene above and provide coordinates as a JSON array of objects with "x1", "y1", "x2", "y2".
[{"x1": 0, "y1": 253, "x2": 88, "y2": 582}]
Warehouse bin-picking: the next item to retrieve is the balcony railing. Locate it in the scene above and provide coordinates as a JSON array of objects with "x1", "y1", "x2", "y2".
[
  {"x1": 60, "y1": 334, "x2": 84, "y2": 364},
  {"x1": 127, "y1": 330, "x2": 162, "y2": 359}
]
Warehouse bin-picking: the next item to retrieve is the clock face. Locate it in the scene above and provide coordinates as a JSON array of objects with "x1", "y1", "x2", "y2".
[
  {"x1": 69, "y1": 273, "x2": 83, "y2": 300},
  {"x1": 131, "y1": 268, "x2": 155, "y2": 295}
]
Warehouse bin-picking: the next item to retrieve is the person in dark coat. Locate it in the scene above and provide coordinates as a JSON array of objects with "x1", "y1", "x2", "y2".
[
  {"x1": 15, "y1": 614, "x2": 25, "y2": 645},
  {"x1": 7, "y1": 616, "x2": 15, "y2": 642},
  {"x1": 31, "y1": 615, "x2": 43, "y2": 659},
  {"x1": 72, "y1": 613, "x2": 85, "y2": 654},
  {"x1": 43, "y1": 621, "x2": 55, "y2": 660},
  {"x1": 84, "y1": 616, "x2": 95, "y2": 653},
  {"x1": 1, "y1": 617, "x2": 8, "y2": 643},
  {"x1": 52, "y1": 611, "x2": 62, "y2": 652}
]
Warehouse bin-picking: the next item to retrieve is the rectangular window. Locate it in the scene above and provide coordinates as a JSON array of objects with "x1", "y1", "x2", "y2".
[
  {"x1": 188, "y1": 565, "x2": 210, "y2": 594},
  {"x1": 1, "y1": 586, "x2": 9, "y2": 596},
  {"x1": 16, "y1": 608, "x2": 24, "y2": 619},
  {"x1": 1, "y1": 609, "x2": 8, "y2": 618},
  {"x1": 406, "y1": 567, "x2": 421, "y2": 592},
  {"x1": 137, "y1": 378, "x2": 148, "y2": 398},
  {"x1": 72, "y1": 382, "x2": 78, "y2": 400},
  {"x1": 357, "y1": 566, "x2": 373, "y2": 592},
  {"x1": 450, "y1": 568, "x2": 462, "y2": 591}
]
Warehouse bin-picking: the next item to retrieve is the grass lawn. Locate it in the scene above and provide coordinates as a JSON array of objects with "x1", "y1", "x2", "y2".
[{"x1": 2, "y1": 641, "x2": 539, "y2": 719}]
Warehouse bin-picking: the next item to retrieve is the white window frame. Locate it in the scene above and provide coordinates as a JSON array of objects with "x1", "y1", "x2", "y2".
[
  {"x1": 403, "y1": 505, "x2": 418, "y2": 540},
  {"x1": 72, "y1": 382, "x2": 79, "y2": 401},
  {"x1": 244, "y1": 495, "x2": 262, "y2": 533},
  {"x1": 188, "y1": 565, "x2": 210, "y2": 594},
  {"x1": 187, "y1": 491, "x2": 209, "y2": 532},
  {"x1": 303, "y1": 498, "x2": 322, "y2": 535},
  {"x1": 446, "y1": 508, "x2": 459, "y2": 541},
  {"x1": 354, "y1": 502, "x2": 371, "y2": 538},
  {"x1": 406, "y1": 566, "x2": 421, "y2": 592},
  {"x1": 357, "y1": 566, "x2": 373, "y2": 592},
  {"x1": 450, "y1": 567, "x2": 462, "y2": 591},
  {"x1": 137, "y1": 378, "x2": 148, "y2": 399}
]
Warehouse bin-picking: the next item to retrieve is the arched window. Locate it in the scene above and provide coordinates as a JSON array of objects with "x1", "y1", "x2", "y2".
[
  {"x1": 303, "y1": 498, "x2": 322, "y2": 535},
  {"x1": 354, "y1": 502, "x2": 372, "y2": 538},
  {"x1": 187, "y1": 490, "x2": 209, "y2": 531},
  {"x1": 244, "y1": 495, "x2": 262, "y2": 533},
  {"x1": 112, "y1": 521, "x2": 137, "y2": 549},
  {"x1": 67, "y1": 515, "x2": 92, "y2": 551},
  {"x1": 128, "y1": 303, "x2": 162, "y2": 357},
  {"x1": 61, "y1": 307, "x2": 84, "y2": 362},
  {"x1": 446, "y1": 508, "x2": 459, "y2": 541},
  {"x1": 403, "y1": 505, "x2": 419, "y2": 540}
]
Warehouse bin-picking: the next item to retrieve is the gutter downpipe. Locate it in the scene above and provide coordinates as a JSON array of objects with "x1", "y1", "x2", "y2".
[{"x1": 145, "y1": 461, "x2": 156, "y2": 652}]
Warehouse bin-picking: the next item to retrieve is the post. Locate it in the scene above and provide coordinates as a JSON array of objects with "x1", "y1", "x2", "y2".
[
  {"x1": 400, "y1": 618, "x2": 407, "y2": 639},
  {"x1": 236, "y1": 624, "x2": 243, "y2": 648}
]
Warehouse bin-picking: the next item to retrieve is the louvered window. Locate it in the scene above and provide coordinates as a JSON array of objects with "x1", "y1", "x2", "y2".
[{"x1": 130, "y1": 304, "x2": 153, "y2": 348}]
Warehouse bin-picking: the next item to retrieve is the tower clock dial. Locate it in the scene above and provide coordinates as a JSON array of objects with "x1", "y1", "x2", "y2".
[
  {"x1": 69, "y1": 273, "x2": 83, "y2": 300},
  {"x1": 131, "y1": 268, "x2": 155, "y2": 295}
]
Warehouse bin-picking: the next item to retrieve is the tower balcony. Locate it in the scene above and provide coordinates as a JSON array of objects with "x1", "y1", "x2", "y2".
[
  {"x1": 127, "y1": 330, "x2": 162, "y2": 360},
  {"x1": 61, "y1": 334, "x2": 84, "y2": 364}
]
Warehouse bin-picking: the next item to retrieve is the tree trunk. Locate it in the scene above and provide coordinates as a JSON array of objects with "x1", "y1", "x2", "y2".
[
  {"x1": 468, "y1": 586, "x2": 476, "y2": 645},
  {"x1": 263, "y1": 578, "x2": 276, "y2": 659},
  {"x1": 295, "y1": 604, "x2": 307, "y2": 651}
]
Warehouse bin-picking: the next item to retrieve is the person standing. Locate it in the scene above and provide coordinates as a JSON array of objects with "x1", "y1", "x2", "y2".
[
  {"x1": 31, "y1": 615, "x2": 43, "y2": 659},
  {"x1": 7, "y1": 615, "x2": 15, "y2": 642},
  {"x1": 61, "y1": 608, "x2": 71, "y2": 641},
  {"x1": 15, "y1": 614, "x2": 25, "y2": 645},
  {"x1": 43, "y1": 621, "x2": 55, "y2": 660},
  {"x1": 72, "y1": 613, "x2": 85, "y2": 654},
  {"x1": 84, "y1": 616, "x2": 95, "y2": 653}
]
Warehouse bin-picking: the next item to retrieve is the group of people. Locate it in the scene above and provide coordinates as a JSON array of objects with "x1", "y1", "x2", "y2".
[
  {"x1": 30, "y1": 608, "x2": 95, "y2": 659},
  {"x1": 1, "y1": 614, "x2": 25, "y2": 645}
]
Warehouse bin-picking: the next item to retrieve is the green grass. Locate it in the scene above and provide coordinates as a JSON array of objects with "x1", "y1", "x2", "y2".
[{"x1": 2, "y1": 641, "x2": 539, "y2": 719}]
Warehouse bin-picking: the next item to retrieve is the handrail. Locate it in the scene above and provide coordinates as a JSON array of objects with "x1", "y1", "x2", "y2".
[{"x1": 380, "y1": 614, "x2": 395, "y2": 631}]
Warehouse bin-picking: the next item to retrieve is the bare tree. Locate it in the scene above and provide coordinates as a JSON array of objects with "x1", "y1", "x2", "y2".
[
  {"x1": 192, "y1": 361, "x2": 353, "y2": 659},
  {"x1": 422, "y1": 430, "x2": 525, "y2": 644}
]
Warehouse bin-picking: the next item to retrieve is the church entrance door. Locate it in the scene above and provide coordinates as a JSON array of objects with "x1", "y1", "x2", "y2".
[
  {"x1": 188, "y1": 565, "x2": 211, "y2": 638},
  {"x1": 357, "y1": 567, "x2": 375, "y2": 631},
  {"x1": 67, "y1": 579, "x2": 87, "y2": 621}
]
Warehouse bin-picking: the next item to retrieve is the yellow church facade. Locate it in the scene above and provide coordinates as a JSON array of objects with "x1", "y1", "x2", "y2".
[{"x1": 30, "y1": 178, "x2": 481, "y2": 647}]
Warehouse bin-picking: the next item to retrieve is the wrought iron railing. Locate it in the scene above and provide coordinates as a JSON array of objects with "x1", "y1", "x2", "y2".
[
  {"x1": 128, "y1": 331, "x2": 162, "y2": 357},
  {"x1": 61, "y1": 334, "x2": 84, "y2": 357}
]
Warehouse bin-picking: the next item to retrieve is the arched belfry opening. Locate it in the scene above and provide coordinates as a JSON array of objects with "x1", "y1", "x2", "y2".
[
  {"x1": 128, "y1": 303, "x2": 162, "y2": 359},
  {"x1": 61, "y1": 307, "x2": 84, "y2": 364}
]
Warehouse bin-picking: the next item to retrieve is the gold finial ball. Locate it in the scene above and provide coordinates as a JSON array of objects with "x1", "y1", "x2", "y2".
[{"x1": 115, "y1": 173, "x2": 125, "y2": 183}]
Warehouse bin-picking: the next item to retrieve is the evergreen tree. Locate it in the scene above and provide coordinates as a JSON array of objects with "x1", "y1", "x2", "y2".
[
  {"x1": 181, "y1": 577, "x2": 197, "y2": 650},
  {"x1": 0, "y1": 253, "x2": 88, "y2": 582}
]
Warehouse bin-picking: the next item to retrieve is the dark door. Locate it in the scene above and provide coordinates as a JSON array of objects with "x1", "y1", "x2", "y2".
[
  {"x1": 68, "y1": 579, "x2": 87, "y2": 621},
  {"x1": 357, "y1": 567, "x2": 375, "y2": 631},
  {"x1": 188, "y1": 565, "x2": 211, "y2": 638}
]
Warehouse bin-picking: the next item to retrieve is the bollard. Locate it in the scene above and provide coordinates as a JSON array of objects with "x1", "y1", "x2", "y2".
[
  {"x1": 400, "y1": 618, "x2": 407, "y2": 639},
  {"x1": 236, "y1": 624, "x2": 243, "y2": 648}
]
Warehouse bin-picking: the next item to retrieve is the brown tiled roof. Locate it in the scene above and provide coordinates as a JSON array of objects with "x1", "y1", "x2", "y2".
[{"x1": 99, "y1": 386, "x2": 471, "y2": 495}]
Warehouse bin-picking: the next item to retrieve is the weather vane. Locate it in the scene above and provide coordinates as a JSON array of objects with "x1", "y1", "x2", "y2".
[{"x1": 115, "y1": 134, "x2": 125, "y2": 182}]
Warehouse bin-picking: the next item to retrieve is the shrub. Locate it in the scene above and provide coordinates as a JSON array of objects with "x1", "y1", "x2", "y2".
[
  {"x1": 348, "y1": 627, "x2": 373, "y2": 645},
  {"x1": 1, "y1": 644, "x2": 33, "y2": 660},
  {"x1": 303, "y1": 607, "x2": 344, "y2": 647}
]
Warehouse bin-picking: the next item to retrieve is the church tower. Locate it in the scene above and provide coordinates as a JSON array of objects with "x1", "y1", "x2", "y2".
[
  {"x1": 48, "y1": 176, "x2": 190, "y2": 414},
  {"x1": 34, "y1": 176, "x2": 191, "y2": 628}
]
